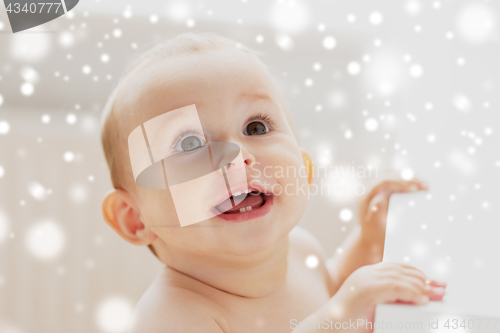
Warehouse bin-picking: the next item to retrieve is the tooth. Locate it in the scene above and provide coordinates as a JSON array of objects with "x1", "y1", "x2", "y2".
[
  {"x1": 239, "y1": 208, "x2": 246, "y2": 213},
  {"x1": 244, "y1": 189, "x2": 251, "y2": 194},
  {"x1": 246, "y1": 206, "x2": 252, "y2": 211},
  {"x1": 233, "y1": 191, "x2": 242, "y2": 196}
]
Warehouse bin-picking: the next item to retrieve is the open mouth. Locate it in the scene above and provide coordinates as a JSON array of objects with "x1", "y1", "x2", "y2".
[
  {"x1": 212, "y1": 188, "x2": 274, "y2": 222},
  {"x1": 214, "y1": 190, "x2": 267, "y2": 213}
]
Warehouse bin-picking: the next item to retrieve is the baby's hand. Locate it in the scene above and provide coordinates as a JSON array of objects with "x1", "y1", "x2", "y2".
[
  {"x1": 329, "y1": 262, "x2": 446, "y2": 332},
  {"x1": 358, "y1": 178, "x2": 428, "y2": 253}
]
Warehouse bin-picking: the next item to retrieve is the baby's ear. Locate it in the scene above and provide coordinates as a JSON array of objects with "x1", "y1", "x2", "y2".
[
  {"x1": 301, "y1": 150, "x2": 313, "y2": 186},
  {"x1": 101, "y1": 189, "x2": 157, "y2": 246}
]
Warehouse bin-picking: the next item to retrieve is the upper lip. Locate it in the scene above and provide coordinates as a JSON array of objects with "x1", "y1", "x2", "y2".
[{"x1": 210, "y1": 182, "x2": 271, "y2": 211}]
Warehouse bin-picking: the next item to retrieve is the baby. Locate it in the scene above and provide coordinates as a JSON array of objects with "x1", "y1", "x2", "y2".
[{"x1": 100, "y1": 32, "x2": 446, "y2": 332}]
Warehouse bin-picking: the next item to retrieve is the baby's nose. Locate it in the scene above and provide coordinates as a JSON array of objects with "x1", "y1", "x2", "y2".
[
  {"x1": 239, "y1": 145, "x2": 256, "y2": 167},
  {"x1": 210, "y1": 142, "x2": 241, "y2": 170}
]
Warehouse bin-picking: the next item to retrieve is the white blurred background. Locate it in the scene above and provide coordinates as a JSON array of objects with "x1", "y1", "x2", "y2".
[{"x1": 0, "y1": 0, "x2": 498, "y2": 332}]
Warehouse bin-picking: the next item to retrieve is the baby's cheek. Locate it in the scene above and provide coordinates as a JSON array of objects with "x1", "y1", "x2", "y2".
[
  {"x1": 273, "y1": 158, "x2": 310, "y2": 213},
  {"x1": 283, "y1": 176, "x2": 309, "y2": 215},
  {"x1": 137, "y1": 188, "x2": 179, "y2": 227}
]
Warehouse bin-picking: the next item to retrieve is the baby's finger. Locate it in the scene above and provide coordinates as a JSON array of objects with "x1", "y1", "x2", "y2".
[
  {"x1": 424, "y1": 285, "x2": 446, "y2": 301},
  {"x1": 379, "y1": 280, "x2": 429, "y2": 305},
  {"x1": 380, "y1": 267, "x2": 426, "y2": 292},
  {"x1": 425, "y1": 279, "x2": 447, "y2": 288},
  {"x1": 361, "y1": 179, "x2": 427, "y2": 213},
  {"x1": 399, "y1": 274, "x2": 426, "y2": 294},
  {"x1": 398, "y1": 265, "x2": 428, "y2": 284},
  {"x1": 394, "y1": 179, "x2": 428, "y2": 193},
  {"x1": 383, "y1": 262, "x2": 427, "y2": 281},
  {"x1": 387, "y1": 263, "x2": 447, "y2": 299}
]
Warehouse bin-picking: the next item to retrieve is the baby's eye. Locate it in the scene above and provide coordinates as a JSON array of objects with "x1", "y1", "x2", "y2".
[
  {"x1": 175, "y1": 135, "x2": 206, "y2": 152},
  {"x1": 244, "y1": 121, "x2": 269, "y2": 136}
]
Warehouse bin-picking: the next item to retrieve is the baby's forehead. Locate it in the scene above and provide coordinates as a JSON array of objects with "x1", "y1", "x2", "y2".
[{"x1": 114, "y1": 48, "x2": 282, "y2": 132}]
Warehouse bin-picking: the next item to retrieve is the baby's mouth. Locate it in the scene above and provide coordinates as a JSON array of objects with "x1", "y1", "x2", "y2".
[{"x1": 214, "y1": 191, "x2": 269, "y2": 214}]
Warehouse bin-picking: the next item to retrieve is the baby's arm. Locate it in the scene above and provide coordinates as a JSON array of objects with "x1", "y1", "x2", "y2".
[
  {"x1": 325, "y1": 224, "x2": 381, "y2": 295},
  {"x1": 291, "y1": 262, "x2": 446, "y2": 332},
  {"x1": 325, "y1": 179, "x2": 428, "y2": 295}
]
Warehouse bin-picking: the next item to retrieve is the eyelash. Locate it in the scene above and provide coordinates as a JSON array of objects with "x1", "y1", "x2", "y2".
[
  {"x1": 169, "y1": 113, "x2": 275, "y2": 152},
  {"x1": 245, "y1": 113, "x2": 276, "y2": 130},
  {"x1": 170, "y1": 129, "x2": 205, "y2": 151}
]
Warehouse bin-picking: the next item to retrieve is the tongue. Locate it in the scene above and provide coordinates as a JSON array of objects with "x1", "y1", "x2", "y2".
[{"x1": 216, "y1": 193, "x2": 264, "y2": 214}]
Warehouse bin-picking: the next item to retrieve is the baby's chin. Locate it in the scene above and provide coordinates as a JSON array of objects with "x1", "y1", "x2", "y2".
[
  {"x1": 169, "y1": 216, "x2": 296, "y2": 258},
  {"x1": 211, "y1": 212, "x2": 297, "y2": 255}
]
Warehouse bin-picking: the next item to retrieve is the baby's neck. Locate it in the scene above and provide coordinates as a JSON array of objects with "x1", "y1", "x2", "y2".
[{"x1": 157, "y1": 236, "x2": 289, "y2": 298}]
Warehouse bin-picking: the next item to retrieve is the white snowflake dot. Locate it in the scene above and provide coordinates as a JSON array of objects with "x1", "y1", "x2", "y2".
[
  {"x1": 276, "y1": 34, "x2": 294, "y2": 50},
  {"x1": 28, "y1": 182, "x2": 47, "y2": 201},
  {"x1": 149, "y1": 15, "x2": 158, "y2": 23},
  {"x1": 406, "y1": 1, "x2": 422, "y2": 15},
  {"x1": 64, "y1": 151, "x2": 75, "y2": 162},
  {"x1": 365, "y1": 118, "x2": 378, "y2": 132},
  {"x1": 82, "y1": 65, "x2": 91, "y2": 75},
  {"x1": 123, "y1": 7, "x2": 132, "y2": 18},
  {"x1": 305, "y1": 255, "x2": 319, "y2": 269},
  {"x1": 66, "y1": 114, "x2": 77, "y2": 125},
  {"x1": 112, "y1": 28, "x2": 122, "y2": 38},
  {"x1": 100, "y1": 53, "x2": 110, "y2": 63},
  {"x1": 339, "y1": 208, "x2": 353, "y2": 222},
  {"x1": 26, "y1": 220, "x2": 65, "y2": 260},
  {"x1": 96, "y1": 297, "x2": 134, "y2": 333},
  {"x1": 453, "y1": 94, "x2": 471, "y2": 112},
  {"x1": 347, "y1": 62, "x2": 361, "y2": 75},
  {"x1": 21, "y1": 82, "x2": 34, "y2": 96},
  {"x1": 323, "y1": 36, "x2": 337, "y2": 50},
  {"x1": 344, "y1": 129, "x2": 353, "y2": 139},
  {"x1": 41, "y1": 114, "x2": 51, "y2": 124},
  {"x1": 401, "y1": 168, "x2": 414, "y2": 180},
  {"x1": 409, "y1": 64, "x2": 423, "y2": 78},
  {"x1": 0, "y1": 121, "x2": 10, "y2": 135},
  {"x1": 369, "y1": 12, "x2": 383, "y2": 25}
]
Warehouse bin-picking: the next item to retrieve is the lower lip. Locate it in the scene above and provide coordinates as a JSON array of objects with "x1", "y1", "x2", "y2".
[{"x1": 214, "y1": 194, "x2": 274, "y2": 222}]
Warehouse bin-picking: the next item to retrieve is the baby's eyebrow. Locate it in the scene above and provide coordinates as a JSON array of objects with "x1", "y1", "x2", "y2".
[
  {"x1": 238, "y1": 91, "x2": 282, "y2": 113},
  {"x1": 238, "y1": 91, "x2": 275, "y2": 104}
]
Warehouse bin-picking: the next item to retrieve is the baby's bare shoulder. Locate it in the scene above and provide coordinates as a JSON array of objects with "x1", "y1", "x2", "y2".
[
  {"x1": 288, "y1": 225, "x2": 328, "y2": 260},
  {"x1": 129, "y1": 267, "x2": 228, "y2": 333},
  {"x1": 288, "y1": 226, "x2": 332, "y2": 287}
]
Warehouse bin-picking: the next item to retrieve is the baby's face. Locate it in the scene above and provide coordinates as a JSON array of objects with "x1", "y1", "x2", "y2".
[{"x1": 116, "y1": 48, "x2": 309, "y2": 256}]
